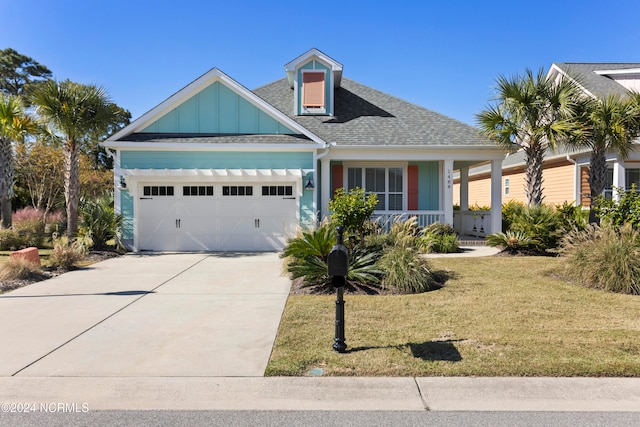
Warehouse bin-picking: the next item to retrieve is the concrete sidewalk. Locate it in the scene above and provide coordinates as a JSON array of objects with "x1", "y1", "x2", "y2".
[{"x1": 0, "y1": 377, "x2": 639, "y2": 411}]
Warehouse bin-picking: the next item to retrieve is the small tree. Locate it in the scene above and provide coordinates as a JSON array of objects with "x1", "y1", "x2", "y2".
[
  {"x1": 477, "y1": 68, "x2": 583, "y2": 206},
  {"x1": 328, "y1": 187, "x2": 377, "y2": 245}
]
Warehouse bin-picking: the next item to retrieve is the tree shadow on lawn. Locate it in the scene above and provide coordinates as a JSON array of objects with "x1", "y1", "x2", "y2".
[{"x1": 347, "y1": 339, "x2": 463, "y2": 362}]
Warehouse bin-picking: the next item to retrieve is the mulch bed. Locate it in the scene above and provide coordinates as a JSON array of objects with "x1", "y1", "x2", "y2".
[{"x1": 0, "y1": 250, "x2": 120, "y2": 294}]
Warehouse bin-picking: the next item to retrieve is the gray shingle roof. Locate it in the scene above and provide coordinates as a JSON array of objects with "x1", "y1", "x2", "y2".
[
  {"x1": 118, "y1": 133, "x2": 312, "y2": 144},
  {"x1": 253, "y1": 77, "x2": 493, "y2": 147},
  {"x1": 554, "y1": 63, "x2": 640, "y2": 98}
]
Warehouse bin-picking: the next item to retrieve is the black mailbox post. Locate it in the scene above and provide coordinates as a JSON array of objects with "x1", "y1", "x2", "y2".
[{"x1": 328, "y1": 226, "x2": 348, "y2": 353}]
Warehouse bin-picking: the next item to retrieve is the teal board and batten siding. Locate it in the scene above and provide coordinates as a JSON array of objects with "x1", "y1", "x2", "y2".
[
  {"x1": 411, "y1": 161, "x2": 440, "y2": 210},
  {"x1": 119, "y1": 151, "x2": 316, "y2": 232},
  {"x1": 141, "y1": 81, "x2": 295, "y2": 135},
  {"x1": 120, "y1": 151, "x2": 312, "y2": 170}
]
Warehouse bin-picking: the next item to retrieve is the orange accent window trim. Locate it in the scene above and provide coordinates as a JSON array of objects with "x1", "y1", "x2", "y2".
[{"x1": 302, "y1": 72, "x2": 325, "y2": 107}]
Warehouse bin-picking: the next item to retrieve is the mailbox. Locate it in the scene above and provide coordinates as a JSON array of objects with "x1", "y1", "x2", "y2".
[
  {"x1": 328, "y1": 225, "x2": 349, "y2": 278},
  {"x1": 328, "y1": 243, "x2": 349, "y2": 277}
]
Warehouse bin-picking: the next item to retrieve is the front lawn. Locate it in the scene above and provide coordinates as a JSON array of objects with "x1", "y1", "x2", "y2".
[{"x1": 266, "y1": 256, "x2": 640, "y2": 377}]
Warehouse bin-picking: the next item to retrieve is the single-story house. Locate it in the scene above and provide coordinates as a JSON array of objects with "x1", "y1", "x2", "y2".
[
  {"x1": 454, "y1": 62, "x2": 640, "y2": 208},
  {"x1": 103, "y1": 49, "x2": 506, "y2": 252}
]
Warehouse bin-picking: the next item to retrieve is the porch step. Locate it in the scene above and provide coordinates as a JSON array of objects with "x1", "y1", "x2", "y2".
[{"x1": 457, "y1": 239, "x2": 487, "y2": 246}]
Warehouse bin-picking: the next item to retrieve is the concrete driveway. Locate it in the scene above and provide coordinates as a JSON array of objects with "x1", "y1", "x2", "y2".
[{"x1": 0, "y1": 252, "x2": 290, "y2": 377}]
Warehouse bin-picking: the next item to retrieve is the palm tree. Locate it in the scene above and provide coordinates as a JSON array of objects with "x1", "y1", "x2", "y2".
[
  {"x1": 576, "y1": 94, "x2": 640, "y2": 223},
  {"x1": 476, "y1": 68, "x2": 584, "y2": 206},
  {"x1": 0, "y1": 94, "x2": 34, "y2": 228},
  {"x1": 30, "y1": 80, "x2": 118, "y2": 239}
]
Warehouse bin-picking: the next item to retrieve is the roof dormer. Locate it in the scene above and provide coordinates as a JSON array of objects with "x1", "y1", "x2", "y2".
[{"x1": 285, "y1": 48, "x2": 343, "y2": 116}]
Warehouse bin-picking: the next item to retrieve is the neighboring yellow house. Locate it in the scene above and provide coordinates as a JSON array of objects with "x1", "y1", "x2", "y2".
[
  {"x1": 454, "y1": 148, "x2": 589, "y2": 208},
  {"x1": 455, "y1": 62, "x2": 640, "y2": 210}
]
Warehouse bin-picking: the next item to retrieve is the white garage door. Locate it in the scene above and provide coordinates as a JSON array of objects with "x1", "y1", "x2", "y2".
[{"x1": 137, "y1": 183, "x2": 298, "y2": 251}]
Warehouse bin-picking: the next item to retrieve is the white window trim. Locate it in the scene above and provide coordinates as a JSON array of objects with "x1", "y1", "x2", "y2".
[
  {"x1": 504, "y1": 177, "x2": 510, "y2": 195},
  {"x1": 342, "y1": 162, "x2": 408, "y2": 212}
]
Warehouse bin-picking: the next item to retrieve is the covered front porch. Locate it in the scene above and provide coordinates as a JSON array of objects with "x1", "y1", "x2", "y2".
[{"x1": 316, "y1": 147, "x2": 504, "y2": 236}]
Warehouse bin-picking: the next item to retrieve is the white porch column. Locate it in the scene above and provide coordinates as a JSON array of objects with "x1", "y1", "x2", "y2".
[
  {"x1": 612, "y1": 160, "x2": 626, "y2": 201},
  {"x1": 320, "y1": 157, "x2": 331, "y2": 220},
  {"x1": 443, "y1": 160, "x2": 454, "y2": 226},
  {"x1": 490, "y1": 159, "x2": 503, "y2": 234},
  {"x1": 459, "y1": 166, "x2": 469, "y2": 210}
]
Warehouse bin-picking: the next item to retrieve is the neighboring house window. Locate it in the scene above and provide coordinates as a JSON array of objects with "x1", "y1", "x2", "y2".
[
  {"x1": 504, "y1": 178, "x2": 510, "y2": 195},
  {"x1": 626, "y1": 168, "x2": 640, "y2": 191},
  {"x1": 604, "y1": 168, "x2": 614, "y2": 199},
  {"x1": 346, "y1": 167, "x2": 403, "y2": 211},
  {"x1": 302, "y1": 71, "x2": 325, "y2": 111}
]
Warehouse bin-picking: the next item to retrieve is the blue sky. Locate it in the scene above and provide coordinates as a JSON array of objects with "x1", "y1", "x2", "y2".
[{"x1": 2, "y1": 0, "x2": 639, "y2": 125}]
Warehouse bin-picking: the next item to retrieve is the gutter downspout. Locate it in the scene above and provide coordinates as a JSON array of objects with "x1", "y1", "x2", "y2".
[{"x1": 315, "y1": 142, "x2": 335, "y2": 220}]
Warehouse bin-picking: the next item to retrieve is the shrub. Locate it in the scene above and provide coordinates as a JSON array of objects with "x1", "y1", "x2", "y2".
[
  {"x1": 362, "y1": 224, "x2": 395, "y2": 253},
  {"x1": 502, "y1": 200, "x2": 526, "y2": 232},
  {"x1": 48, "y1": 237, "x2": 89, "y2": 270},
  {"x1": 328, "y1": 187, "x2": 378, "y2": 243},
  {"x1": 421, "y1": 233, "x2": 459, "y2": 254},
  {"x1": 0, "y1": 257, "x2": 45, "y2": 282},
  {"x1": 10, "y1": 207, "x2": 46, "y2": 248},
  {"x1": 13, "y1": 219, "x2": 45, "y2": 248},
  {"x1": 377, "y1": 246, "x2": 437, "y2": 293},
  {"x1": 558, "y1": 223, "x2": 640, "y2": 295},
  {"x1": 12, "y1": 207, "x2": 44, "y2": 223},
  {"x1": 555, "y1": 201, "x2": 588, "y2": 232},
  {"x1": 388, "y1": 217, "x2": 420, "y2": 248},
  {"x1": 508, "y1": 204, "x2": 561, "y2": 253},
  {"x1": 79, "y1": 193, "x2": 122, "y2": 250},
  {"x1": 486, "y1": 230, "x2": 539, "y2": 254},
  {"x1": 0, "y1": 229, "x2": 23, "y2": 251},
  {"x1": 282, "y1": 222, "x2": 382, "y2": 290},
  {"x1": 46, "y1": 210, "x2": 66, "y2": 238},
  {"x1": 419, "y1": 222, "x2": 459, "y2": 254},
  {"x1": 423, "y1": 222, "x2": 456, "y2": 236},
  {"x1": 281, "y1": 222, "x2": 336, "y2": 287},
  {"x1": 593, "y1": 185, "x2": 640, "y2": 229}
]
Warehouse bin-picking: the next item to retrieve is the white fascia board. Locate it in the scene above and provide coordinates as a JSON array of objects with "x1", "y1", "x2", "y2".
[
  {"x1": 284, "y1": 48, "x2": 343, "y2": 72},
  {"x1": 101, "y1": 141, "x2": 321, "y2": 151},
  {"x1": 104, "y1": 68, "x2": 326, "y2": 146},
  {"x1": 594, "y1": 68, "x2": 640, "y2": 75}
]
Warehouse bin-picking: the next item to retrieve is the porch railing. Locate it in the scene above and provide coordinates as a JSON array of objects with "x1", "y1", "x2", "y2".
[
  {"x1": 370, "y1": 211, "x2": 445, "y2": 231},
  {"x1": 453, "y1": 210, "x2": 491, "y2": 237}
]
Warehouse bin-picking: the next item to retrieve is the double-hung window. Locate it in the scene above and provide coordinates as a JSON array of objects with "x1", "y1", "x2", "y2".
[{"x1": 346, "y1": 166, "x2": 404, "y2": 211}]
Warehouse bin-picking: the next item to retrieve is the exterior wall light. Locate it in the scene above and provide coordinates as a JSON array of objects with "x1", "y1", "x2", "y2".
[
  {"x1": 117, "y1": 176, "x2": 127, "y2": 190},
  {"x1": 305, "y1": 176, "x2": 314, "y2": 190}
]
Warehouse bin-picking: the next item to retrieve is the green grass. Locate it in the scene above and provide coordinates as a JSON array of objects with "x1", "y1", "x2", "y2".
[{"x1": 266, "y1": 256, "x2": 640, "y2": 377}]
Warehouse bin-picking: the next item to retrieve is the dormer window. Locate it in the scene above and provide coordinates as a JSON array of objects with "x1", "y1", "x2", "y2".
[
  {"x1": 302, "y1": 71, "x2": 326, "y2": 114},
  {"x1": 285, "y1": 49, "x2": 343, "y2": 116}
]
